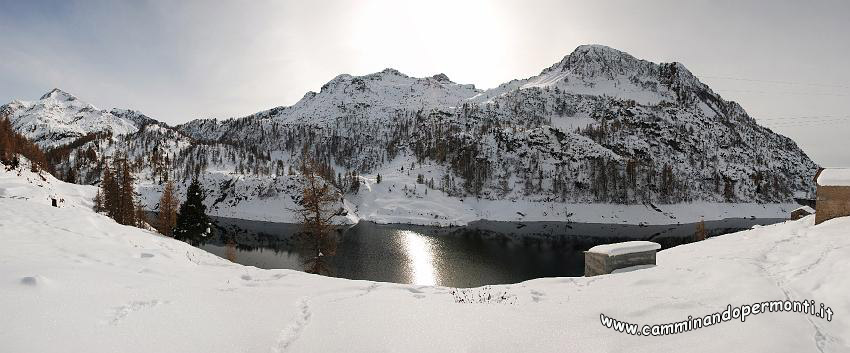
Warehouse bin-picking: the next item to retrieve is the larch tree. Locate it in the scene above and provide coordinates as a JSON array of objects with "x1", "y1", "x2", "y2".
[
  {"x1": 101, "y1": 163, "x2": 119, "y2": 220},
  {"x1": 156, "y1": 181, "x2": 179, "y2": 237},
  {"x1": 695, "y1": 218, "x2": 707, "y2": 241},
  {"x1": 134, "y1": 198, "x2": 147, "y2": 229},
  {"x1": 118, "y1": 160, "x2": 136, "y2": 226},
  {"x1": 294, "y1": 158, "x2": 345, "y2": 275}
]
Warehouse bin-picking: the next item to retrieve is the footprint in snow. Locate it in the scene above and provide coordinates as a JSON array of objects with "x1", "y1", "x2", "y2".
[
  {"x1": 530, "y1": 289, "x2": 545, "y2": 296},
  {"x1": 406, "y1": 286, "x2": 427, "y2": 294},
  {"x1": 109, "y1": 300, "x2": 168, "y2": 325},
  {"x1": 20, "y1": 276, "x2": 42, "y2": 286},
  {"x1": 530, "y1": 289, "x2": 546, "y2": 302},
  {"x1": 273, "y1": 298, "x2": 311, "y2": 352}
]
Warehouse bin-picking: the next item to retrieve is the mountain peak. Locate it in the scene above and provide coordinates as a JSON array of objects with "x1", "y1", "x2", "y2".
[
  {"x1": 571, "y1": 44, "x2": 626, "y2": 55},
  {"x1": 379, "y1": 68, "x2": 404, "y2": 76},
  {"x1": 533, "y1": 44, "x2": 660, "y2": 83},
  {"x1": 430, "y1": 73, "x2": 453, "y2": 83},
  {"x1": 39, "y1": 88, "x2": 77, "y2": 102}
]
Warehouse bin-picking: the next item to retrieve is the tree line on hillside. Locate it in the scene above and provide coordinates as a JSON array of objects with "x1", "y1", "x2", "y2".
[
  {"x1": 93, "y1": 161, "x2": 211, "y2": 243},
  {"x1": 93, "y1": 160, "x2": 146, "y2": 228},
  {"x1": 0, "y1": 116, "x2": 51, "y2": 172},
  {"x1": 3, "y1": 115, "x2": 212, "y2": 244}
]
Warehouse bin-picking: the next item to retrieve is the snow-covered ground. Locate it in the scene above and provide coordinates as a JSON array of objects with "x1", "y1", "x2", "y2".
[
  {"x1": 125, "y1": 154, "x2": 796, "y2": 226},
  {"x1": 2, "y1": 163, "x2": 849, "y2": 352},
  {"x1": 0, "y1": 159, "x2": 97, "y2": 210},
  {"x1": 345, "y1": 157, "x2": 797, "y2": 226}
]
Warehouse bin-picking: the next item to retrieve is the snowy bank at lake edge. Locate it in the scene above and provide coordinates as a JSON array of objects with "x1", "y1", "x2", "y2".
[
  {"x1": 132, "y1": 157, "x2": 800, "y2": 227},
  {"x1": 2, "y1": 177, "x2": 849, "y2": 352}
]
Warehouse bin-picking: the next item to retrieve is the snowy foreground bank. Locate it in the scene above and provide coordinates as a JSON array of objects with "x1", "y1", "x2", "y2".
[{"x1": 2, "y1": 195, "x2": 850, "y2": 352}]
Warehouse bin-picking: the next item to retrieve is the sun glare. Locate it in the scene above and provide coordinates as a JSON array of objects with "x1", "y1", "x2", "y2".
[
  {"x1": 400, "y1": 230, "x2": 437, "y2": 286},
  {"x1": 348, "y1": 0, "x2": 508, "y2": 84}
]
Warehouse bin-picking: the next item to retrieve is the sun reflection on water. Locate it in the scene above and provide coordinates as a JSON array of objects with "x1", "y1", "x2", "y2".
[{"x1": 399, "y1": 230, "x2": 437, "y2": 286}]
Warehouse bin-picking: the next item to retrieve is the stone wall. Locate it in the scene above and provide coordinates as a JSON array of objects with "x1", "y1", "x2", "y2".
[
  {"x1": 791, "y1": 209, "x2": 812, "y2": 220},
  {"x1": 815, "y1": 185, "x2": 850, "y2": 224},
  {"x1": 584, "y1": 250, "x2": 657, "y2": 277}
]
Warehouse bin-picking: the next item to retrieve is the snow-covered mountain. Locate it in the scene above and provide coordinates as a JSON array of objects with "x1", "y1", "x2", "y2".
[
  {"x1": 0, "y1": 89, "x2": 145, "y2": 148},
  {"x1": 476, "y1": 44, "x2": 704, "y2": 105},
  {"x1": 1, "y1": 45, "x2": 819, "y2": 225}
]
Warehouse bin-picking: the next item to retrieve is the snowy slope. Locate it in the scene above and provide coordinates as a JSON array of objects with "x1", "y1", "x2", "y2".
[
  {"x1": 180, "y1": 69, "x2": 481, "y2": 132},
  {"x1": 1, "y1": 180, "x2": 848, "y2": 352},
  {"x1": 346, "y1": 156, "x2": 799, "y2": 226},
  {"x1": 474, "y1": 44, "x2": 682, "y2": 105},
  {"x1": 0, "y1": 157, "x2": 97, "y2": 209},
  {"x1": 0, "y1": 89, "x2": 143, "y2": 148}
]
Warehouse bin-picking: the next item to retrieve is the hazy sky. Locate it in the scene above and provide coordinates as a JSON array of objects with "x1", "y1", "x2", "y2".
[{"x1": 1, "y1": 0, "x2": 849, "y2": 166}]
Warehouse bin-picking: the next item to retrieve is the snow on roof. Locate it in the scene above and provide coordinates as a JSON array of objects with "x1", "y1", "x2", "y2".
[
  {"x1": 587, "y1": 241, "x2": 661, "y2": 256},
  {"x1": 793, "y1": 206, "x2": 815, "y2": 214},
  {"x1": 816, "y1": 168, "x2": 850, "y2": 186}
]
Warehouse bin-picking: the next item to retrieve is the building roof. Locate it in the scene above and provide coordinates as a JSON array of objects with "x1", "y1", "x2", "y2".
[
  {"x1": 793, "y1": 206, "x2": 815, "y2": 214},
  {"x1": 587, "y1": 241, "x2": 660, "y2": 256},
  {"x1": 816, "y1": 168, "x2": 850, "y2": 186}
]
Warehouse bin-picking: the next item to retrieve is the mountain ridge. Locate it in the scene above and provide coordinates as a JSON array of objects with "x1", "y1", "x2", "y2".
[{"x1": 0, "y1": 44, "x2": 819, "y2": 225}]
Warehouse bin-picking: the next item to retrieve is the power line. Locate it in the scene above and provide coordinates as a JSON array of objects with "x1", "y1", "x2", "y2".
[
  {"x1": 760, "y1": 116, "x2": 849, "y2": 124},
  {"x1": 759, "y1": 117, "x2": 850, "y2": 128},
  {"x1": 755, "y1": 115, "x2": 839, "y2": 121},
  {"x1": 697, "y1": 75, "x2": 850, "y2": 90},
  {"x1": 714, "y1": 89, "x2": 849, "y2": 97}
]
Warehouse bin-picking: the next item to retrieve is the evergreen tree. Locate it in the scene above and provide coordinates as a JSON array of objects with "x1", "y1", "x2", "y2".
[
  {"x1": 93, "y1": 189, "x2": 104, "y2": 213},
  {"x1": 101, "y1": 164, "x2": 119, "y2": 220},
  {"x1": 118, "y1": 161, "x2": 136, "y2": 226},
  {"x1": 174, "y1": 177, "x2": 211, "y2": 242},
  {"x1": 64, "y1": 167, "x2": 77, "y2": 184}
]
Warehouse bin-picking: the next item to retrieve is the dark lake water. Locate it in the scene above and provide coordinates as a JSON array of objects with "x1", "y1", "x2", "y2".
[{"x1": 198, "y1": 217, "x2": 785, "y2": 288}]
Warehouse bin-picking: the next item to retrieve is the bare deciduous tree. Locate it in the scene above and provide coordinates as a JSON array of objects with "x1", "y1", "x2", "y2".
[
  {"x1": 694, "y1": 218, "x2": 707, "y2": 241},
  {"x1": 156, "y1": 181, "x2": 179, "y2": 236},
  {"x1": 293, "y1": 158, "x2": 344, "y2": 275}
]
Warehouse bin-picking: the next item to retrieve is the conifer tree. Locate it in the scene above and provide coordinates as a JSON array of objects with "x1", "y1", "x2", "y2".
[
  {"x1": 0, "y1": 117, "x2": 12, "y2": 162},
  {"x1": 296, "y1": 159, "x2": 344, "y2": 275},
  {"x1": 134, "y1": 198, "x2": 147, "y2": 229},
  {"x1": 156, "y1": 181, "x2": 179, "y2": 237},
  {"x1": 174, "y1": 177, "x2": 211, "y2": 242},
  {"x1": 695, "y1": 218, "x2": 707, "y2": 241},
  {"x1": 101, "y1": 164, "x2": 119, "y2": 220},
  {"x1": 65, "y1": 167, "x2": 77, "y2": 184},
  {"x1": 118, "y1": 161, "x2": 136, "y2": 226},
  {"x1": 93, "y1": 189, "x2": 104, "y2": 213}
]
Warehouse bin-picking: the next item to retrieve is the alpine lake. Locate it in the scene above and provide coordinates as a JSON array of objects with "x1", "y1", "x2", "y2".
[{"x1": 193, "y1": 216, "x2": 785, "y2": 288}]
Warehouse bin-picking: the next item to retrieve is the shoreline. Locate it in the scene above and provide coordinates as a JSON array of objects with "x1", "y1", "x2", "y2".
[{"x1": 203, "y1": 201, "x2": 799, "y2": 227}]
